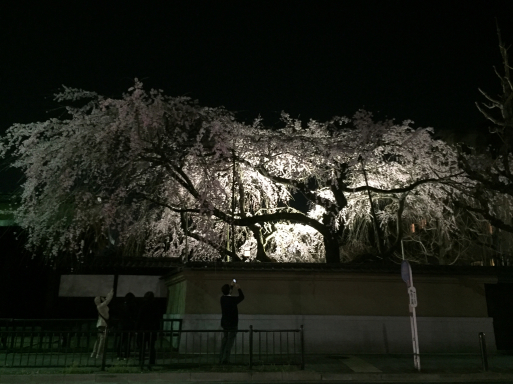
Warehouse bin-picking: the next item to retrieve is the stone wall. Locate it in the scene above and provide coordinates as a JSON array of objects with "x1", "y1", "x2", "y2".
[{"x1": 163, "y1": 266, "x2": 497, "y2": 353}]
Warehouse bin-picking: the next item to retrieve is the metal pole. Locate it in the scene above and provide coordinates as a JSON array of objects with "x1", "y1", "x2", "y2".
[
  {"x1": 231, "y1": 148, "x2": 236, "y2": 261},
  {"x1": 407, "y1": 264, "x2": 420, "y2": 372},
  {"x1": 411, "y1": 306, "x2": 421, "y2": 371},
  {"x1": 185, "y1": 212, "x2": 188, "y2": 263},
  {"x1": 479, "y1": 332, "x2": 488, "y2": 372}
]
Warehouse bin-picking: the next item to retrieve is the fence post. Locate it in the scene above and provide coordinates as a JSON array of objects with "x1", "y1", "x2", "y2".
[
  {"x1": 479, "y1": 332, "x2": 488, "y2": 372},
  {"x1": 300, "y1": 325, "x2": 305, "y2": 370},
  {"x1": 249, "y1": 325, "x2": 253, "y2": 369}
]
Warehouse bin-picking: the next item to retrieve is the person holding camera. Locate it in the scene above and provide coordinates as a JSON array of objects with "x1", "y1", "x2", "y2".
[
  {"x1": 91, "y1": 288, "x2": 114, "y2": 359},
  {"x1": 219, "y1": 279, "x2": 244, "y2": 364}
]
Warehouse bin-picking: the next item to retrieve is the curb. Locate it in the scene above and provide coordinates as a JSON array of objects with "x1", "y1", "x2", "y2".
[{"x1": 1, "y1": 372, "x2": 513, "y2": 383}]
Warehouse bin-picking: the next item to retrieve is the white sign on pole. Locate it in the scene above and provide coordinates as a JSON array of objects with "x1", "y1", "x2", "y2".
[
  {"x1": 407, "y1": 286, "x2": 417, "y2": 308},
  {"x1": 401, "y1": 260, "x2": 421, "y2": 372}
]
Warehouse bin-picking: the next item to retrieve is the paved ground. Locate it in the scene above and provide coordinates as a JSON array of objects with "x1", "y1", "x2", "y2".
[{"x1": 0, "y1": 353, "x2": 512, "y2": 383}]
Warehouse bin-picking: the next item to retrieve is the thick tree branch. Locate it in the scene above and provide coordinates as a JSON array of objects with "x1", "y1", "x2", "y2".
[
  {"x1": 186, "y1": 231, "x2": 242, "y2": 261},
  {"x1": 340, "y1": 175, "x2": 460, "y2": 194},
  {"x1": 454, "y1": 201, "x2": 513, "y2": 233}
]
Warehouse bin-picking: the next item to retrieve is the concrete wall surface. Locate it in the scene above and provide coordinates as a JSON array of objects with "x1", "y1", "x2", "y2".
[
  {"x1": 59, "y1": 274, "x2": 167, "y2": 297},
  {"x1": 165, "y1": 269, "x2": 494, "y2": 317},
  {"x1": 163, "y1": 267, "x2": 497, "y2": 354},
  {"x1": 163, "y1": 313, "x2": 496, "y2": 354}
]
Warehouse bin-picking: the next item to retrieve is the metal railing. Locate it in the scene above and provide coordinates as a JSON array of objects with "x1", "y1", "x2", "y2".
[{"x1": 0, "y1": 323, "x2": 304, "y2": 370}]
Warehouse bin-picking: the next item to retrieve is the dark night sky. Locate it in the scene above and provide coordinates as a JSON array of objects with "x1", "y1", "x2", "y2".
[{"x1": 1, "y1": 1, "x2": 513, "y2": 191}]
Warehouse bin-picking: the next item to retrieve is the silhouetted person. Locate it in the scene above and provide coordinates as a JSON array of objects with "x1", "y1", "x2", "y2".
[
  {"x1": 117, "y1": 292, "x2": 137, "y2": 359},
  {"x1": 219, "y1": 280, "x2": 244, "y2": 364},
  {"x1": 136, "y1": 291, "x2": 160, "y2": 365},
  {"x1": 91, "y1": 289, "x2": 114, "y2": 359}
]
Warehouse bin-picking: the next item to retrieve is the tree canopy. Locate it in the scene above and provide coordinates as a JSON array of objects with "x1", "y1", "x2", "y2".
[
  {"x1": 0, "y1": 80, "x2": 498, "y2": 266},
  {"x1": 455, "y1": 28, "x2": 513, "y2": 266}
]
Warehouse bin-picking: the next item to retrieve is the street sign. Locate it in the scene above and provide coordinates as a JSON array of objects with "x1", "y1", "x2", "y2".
[{"x1": 408, "y1": 286, "x2": 417, "y2": 308}]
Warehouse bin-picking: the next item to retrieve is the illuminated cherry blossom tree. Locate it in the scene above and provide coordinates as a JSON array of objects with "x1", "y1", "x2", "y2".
[
  {"x1": 254, "y1": 111, "x2": 478, "y2": 263},
  {"x1": 1, "y1": 81, "x2": 471, "y2": 265}
]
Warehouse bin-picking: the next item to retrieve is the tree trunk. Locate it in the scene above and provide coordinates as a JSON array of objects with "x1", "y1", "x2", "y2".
[
  {"x1": 249, "y1": 225, "x2": 275, "y2": 262},
  {"x1": 323, "y1": 234, "x2": 340, "y2": 263}
]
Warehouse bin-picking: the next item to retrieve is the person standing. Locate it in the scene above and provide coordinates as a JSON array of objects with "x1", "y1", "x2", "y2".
[
  {"x1": 219, "y1": 280, "x2": 244, "y2": 364},
  {"x1": 91, "y1": 288, "x2": 114, "y2": 359},
  {"x1": 136, "y1": 291, "x2": 161, "y2": 365},
  {"x1": 116, "y1": 292, "x2": 137, "y2": 359}
]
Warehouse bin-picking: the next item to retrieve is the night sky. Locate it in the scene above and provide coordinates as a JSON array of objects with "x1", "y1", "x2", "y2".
[{"x1": 1, "y1": 1, "x2": 513, "y2": 192}]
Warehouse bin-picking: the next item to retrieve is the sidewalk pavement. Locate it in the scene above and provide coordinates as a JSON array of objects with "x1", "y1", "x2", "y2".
[{"x1": 0, "y1": 353, "x2": 512, "y2": 383}]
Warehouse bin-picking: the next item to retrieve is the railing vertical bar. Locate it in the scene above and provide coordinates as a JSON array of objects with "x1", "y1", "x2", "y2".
[
  {"x1": 100, "y1": 328, "x2": 107, "y2": 371},
  {"x1": 73, "y1": 332, "x2": 78, "y2": 367},
  {"x1": 169, "y1": 331, "x2": 174, "y2": 364},
  {"x1": 293, "y1": 332, "x2": 297, "y2": 356},
  {"x1": 25, "y1": 331, "x2": 30, "y2": 367},
  {"x1": 62, "y1": 331, "x2": 67, "y2": 367},
  {"x1": 19, "y1": 331, "x2": 25, "y2": 366},
  {"x1": 259, "y1": 331, "x2": 261, "y2": 364},
  {"x1": 86, "y1": 330, "x2": 90, "y2": 364},
  {"x1": 158, "y1": 330, "x2": 162, "y2": 366},
  {"x1": 241, "y1": 330, "x2": 244, "y2": 365},
  {"x1": 26, "y1": 330, "x2": 31, "y2": 367},
  {"x1": 185, "y1": 331, "x2": 188, "y2": 365},
  {"x1": 53, "y1": 332, "x2": 57, "y2": 367},
  {"x1": 33, "y1": 331, "x2": 40, "y2": 367},
  {"x1": 11, "y1": 331, "x2": 16, "y2": 367},
  {"x1": 14, "y1": 331, "x2": 19, "y2": 366},
  {"x1": 9, "y1": 322, "x2": 15, "y2": 349},
  {"x1": 280, "y1": 331, "x2": 283, "y2": 361},
  {"x1": 300, "y1": 325, "x2": 305, "y2": 370},
  {"x1": 163, "y1": 329, "x2": 166, "y2": 365},
  {"x1": 29, "y1": 328, "x2": 35, "y2": 353},
  {"x1": 46, "y1": 332, "x2": 51, "y2": 366},
  {"x1": 3, "y1": 333, "x2": 7, "y2": 366},
  {"x1": 249, "y1": 325, "x2": 253, "y2": 369},
  {"x1": 60, "y1": 332, "x2": 65, "y2": 367},
  {"x1": 199, "y1": 332, "x2": 202, "y2": 366},
  {"x1": 234, "y1": 330, "x2": 237, "y2": 364},
  {"x1": 139, "y1": 332, "x2": 145, "y2": 370},
  {"x1": 272, "y1": 331, "x2": 275, "y2": 362},
  {"x1": 264, "y1": 331, "x2": 267, "y2": 363},
  {"x1": 78, "y1": 331, "x2": 82, "y2": 366},
  {"x1": 42, "y1": 331, "x2": 46, "y2": 366},
  {"x1": 4, "y1": 333, "x2": 9, "y2": 366},
  {"x1": 286, "y1": 331, "x2": 289, "y2": 363},
  {"x1": 57, "y1": 332, "x2": 66, "y2": 365}
]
